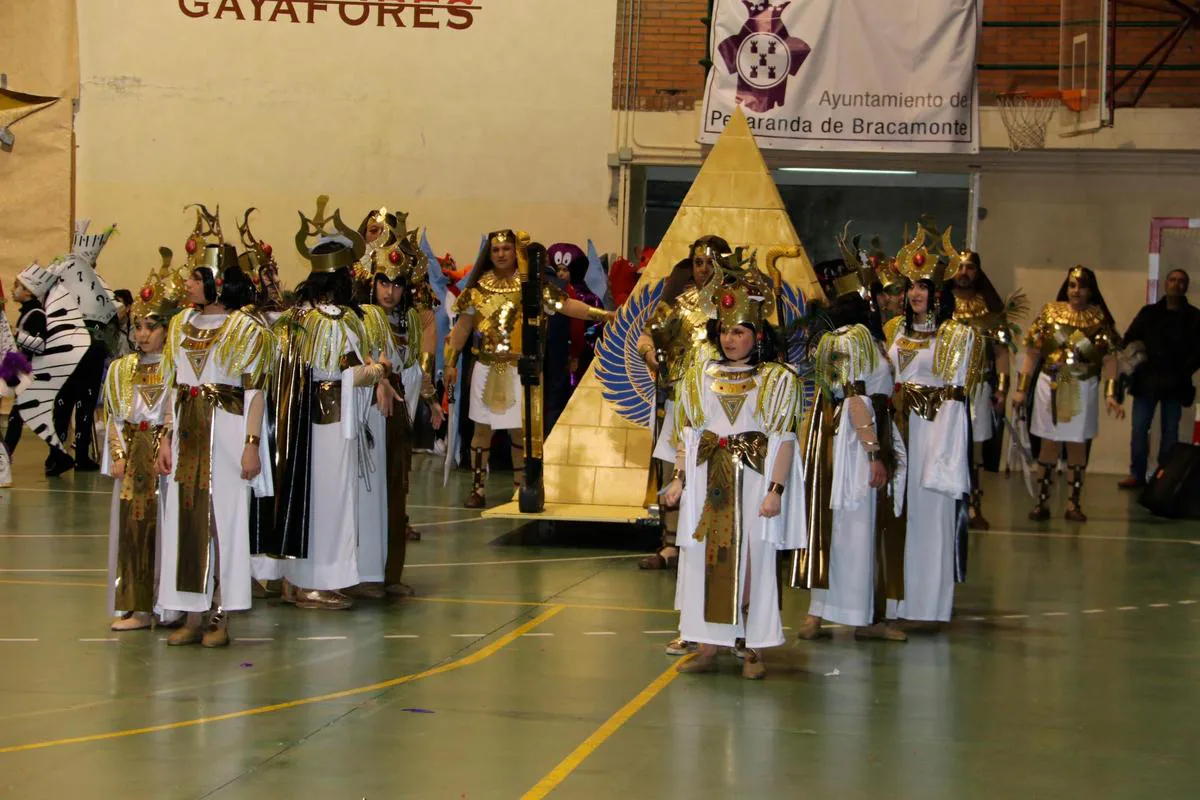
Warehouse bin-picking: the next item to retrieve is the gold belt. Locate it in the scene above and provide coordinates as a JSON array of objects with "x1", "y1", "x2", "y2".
[
  {"x1": 472, "y1": 350, "x2": 521, "y2": 366},
  {"x1": 315, "y1": 380, "x2": 342, "y2": 425},
  {"x1": 176, "y1": 383, "x2": 245, "y2": 415},
  {"x1": 895, "y1": 383, "x2": 966, "y2": 422}
]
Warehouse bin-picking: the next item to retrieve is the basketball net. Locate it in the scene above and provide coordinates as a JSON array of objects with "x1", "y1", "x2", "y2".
[{"x1": 996, "y1": 91, "x2": 1061, "y2": 151}]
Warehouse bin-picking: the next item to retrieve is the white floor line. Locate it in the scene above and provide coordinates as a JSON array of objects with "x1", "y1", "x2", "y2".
[
  {"x1": 0, "y1": 638, "x2": 38, "y2": 642},
  {"x1": 1001, "y1": 614, "x2": 1029, "y2": 620},
  {"x1": 79, "y1": 638, "x2": 117, "y2": 642},
  {"x1": 980, "y1": 528, "x2": 1200, "y2": 546},
  {"x1": 1179, "y1": 600, "x2": 1197, "y2": 605},
  {"x1": 3, "y1": 554, "x2": 650, "y2": 574},
  {"x1": 584, "y1": 631, "x2": 617, "y2": 636},
  {"x1": 1117, "y1": 606, "x2": 1139, "y2": 611},
  {"x1": 0, "y1": 534, "x2": 106, "y2": 539},
  {"x1": 1042, "y1": 612, "x2": 1069, "y2": 617},
  {"x1": 383, "y1": 634, "x2": 419, "y2": 639},
  {"x1": 297, "y1": 636, "x2": 346, "y2": 641},
  {"x1": 522, "y1": 632, "x2": 554, "y2": 637},
  {"x1": 450, "y1": 634, "x2": 484, "y2": 638},
  {"x1": 1149, "y1": 603, "x2": 1171, "y2": 608},
  {"x1": 1082, "y1": 609, "x2": 1105, "y2": 614}
]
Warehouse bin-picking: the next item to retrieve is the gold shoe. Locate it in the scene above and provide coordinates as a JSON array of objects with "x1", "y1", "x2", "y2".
[
  {"x1": 167, "y1": 625, "x2": 203, "y2": 646},
  {"x1": 676, "y1": 651, "x2": 718, "y2": 674},
  {"x1": 741, "y1": 649, "x2": 766, "y2": 680},
  {"x1": 294, "y1": 589, "x2": 354, "y2": 610},
  {"x1": 111, "y1": 612, "x2": 153, "y2": 632},
  {"x1": 201, "y1": 609, "x2": 230, "y2": 648}
]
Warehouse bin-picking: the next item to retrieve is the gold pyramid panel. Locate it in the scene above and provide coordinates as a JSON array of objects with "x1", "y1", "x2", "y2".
[{"x1": 537, "y1": 109, "x2": 825, "y2": 517}]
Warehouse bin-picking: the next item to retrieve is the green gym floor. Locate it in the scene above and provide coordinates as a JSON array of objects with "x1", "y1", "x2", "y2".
[{"x1": 0, "y1": 443, "x2": 1198, "y2": 800}]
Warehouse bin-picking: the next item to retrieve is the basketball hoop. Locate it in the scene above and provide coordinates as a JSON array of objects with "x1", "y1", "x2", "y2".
[{"x1": 996, "y1": 90, "x2": 1062, "y2": 151}]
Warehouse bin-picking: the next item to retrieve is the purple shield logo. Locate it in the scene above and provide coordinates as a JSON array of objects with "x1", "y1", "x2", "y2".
[{"x1": 717, "y1": 1, "x2": 811, "y2": 113}]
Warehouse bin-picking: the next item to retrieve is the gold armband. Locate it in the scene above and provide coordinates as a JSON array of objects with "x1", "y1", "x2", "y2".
[
  {"x1": 244, "y1": 434, "x2": 261, "y2": 447},
  {"x1": 418, "y1": 352, "x2": 435, "y2": 378},
  {"x1": 671, "y1": 468, "x2": 685, "y2": 486},
  {"x1": 1105, "y1": 378, "x2": 1117, "y2": 399},
  {"x1": 586, "y1": 307, "x2": 610, "y2": 324},
  {"x1": 156, "y1": 427, "x2": 172, "y2": 445},
  {"x1": 1016, "y1": 373, "x2": 1032, "y2": 393},
  {"x1": 443, "y1": 342, "x2": 459, "y2": 367},
  {"x1": 767, "y1": 481, "x2": 786, "y2": 496},
  {"x1": 996, "y1": 373, "x2": 1010, "y2": 394}
]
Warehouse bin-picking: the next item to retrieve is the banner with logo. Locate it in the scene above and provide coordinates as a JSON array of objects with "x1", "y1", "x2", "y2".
[{"x1": 699, "y1": 0, "x2": 980, "y2": 154}]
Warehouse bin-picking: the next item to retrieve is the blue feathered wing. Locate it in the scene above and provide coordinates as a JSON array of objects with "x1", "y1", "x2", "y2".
[{"x1": 595, "y1": 280, "x2": 664, "y2": 428}]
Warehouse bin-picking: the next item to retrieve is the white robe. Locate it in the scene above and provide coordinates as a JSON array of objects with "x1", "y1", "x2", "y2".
[
  {"x1": 158, "y1": 311, "x2": 272, "y2": 614},
  {"x1": 1030, "y1": 372, "x2": 1099, "y2": 443},
  {"x1": 674, "y1": 365, "x2": 806, "y2": 649},
  {"x1": 808, "y1": 353, "x2": 904, "y2": 628},
  {"x1": 283, "y1": 305, "x2": 369, "y2": 591},
  {"x1": 886, "y1": 323, "x2": 973, "y2": 623}
]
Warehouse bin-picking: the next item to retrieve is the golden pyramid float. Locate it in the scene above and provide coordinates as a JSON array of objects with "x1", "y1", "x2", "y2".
[{"x1": 484, "y1": 108, "x2": 822, "y2": 524}]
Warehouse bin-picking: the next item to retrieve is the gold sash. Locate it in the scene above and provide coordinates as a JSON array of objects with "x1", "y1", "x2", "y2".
[
  {"x1": 474, "y1": 350, "x2": 520, "y2": 413},
  {"x1": 174, "y1": 383, "x2": 245, "y2": 594},
  {"x1": 693, "y1": 430, "x2": 767, "y2": 625},
  {"x1": 114, "y1": 421, "x2": 162, "y2": 612}
]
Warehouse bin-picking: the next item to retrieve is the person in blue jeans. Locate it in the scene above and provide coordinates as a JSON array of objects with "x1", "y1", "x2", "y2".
[{"x1": 1119, "y1": 269, "x2": 1200, "y2": 488}]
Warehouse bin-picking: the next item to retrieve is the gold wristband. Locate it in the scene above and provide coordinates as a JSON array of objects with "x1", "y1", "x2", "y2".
[
  {"x1": 1016, "y1": 373, "x2": 1032, "y2": 393},
  {"x1": 244, "y1": 434, "x2": 261, "y2": 447},
  {"x1": 587, "y1": 307, "x2": 610, "y2": 324},
  {"x1": 768, "y1": 481, "x2": 785, "y2": 496},
  {"x1": 1105, "y1": 378, "x2": 1117, "y2": 399},
  {"x1": 443, "y1": 343, "x2": 459, "y2": 366},
  {"x1": 418, "y1": 351, "x2": 435, "y2": 378},
  {"x1": 671, "y1": 468, "x2": 685, "y2": 483},
  {"x1": 996, "y1": 373, "x2": 1010, "y2": 394}
]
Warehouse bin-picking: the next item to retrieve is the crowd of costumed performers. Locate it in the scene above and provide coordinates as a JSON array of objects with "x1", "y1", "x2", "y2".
[
  {"x1": 617, "y1": 223, "x2": 1127, "y2": 679},
  {"x1": 4, "y1": 206, "x2": 1130, "y2": 670}
]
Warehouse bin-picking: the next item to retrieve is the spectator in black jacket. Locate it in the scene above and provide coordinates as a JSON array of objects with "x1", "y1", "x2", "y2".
[{"x1": 1118, "y1": 269, "x2": 1200, "y2": 488}]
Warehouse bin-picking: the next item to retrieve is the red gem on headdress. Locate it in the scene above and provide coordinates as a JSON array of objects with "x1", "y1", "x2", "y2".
[
  {"x1": 216, "y1": 278, "x2": 224, "y2": 289},
  {"x1": 720, "y1": 293, "x2": 736, "y2": 309},
  {"x1": 389, "y1": 249, "x2": 402, "y2": 265},
  {"x1": 139, "y1": 420, "x2": 149, "y2": 431},
  {"x1": 260, "y1": 242, "x2": 272, "y2": 257},
  {"x1": 190, "y1": 386, "x2": 200, "y2": 397},
  {"x1": 913, "y1": 252, "x2": 926, "y2": 267},
  {"x1": 140, "y1": 286, "x2": 154, "y2": 301},
  {"x1": 718, "y1": 437, "x2": 728, "y2": 448},
  {"x1": 185, "y1": 238, "x2": 198, "y2": 255}
]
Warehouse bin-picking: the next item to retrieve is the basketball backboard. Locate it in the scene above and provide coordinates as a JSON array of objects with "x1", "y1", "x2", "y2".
[{"x1": 1059, "y1": 0, "x2": 1111, "y2": 135}]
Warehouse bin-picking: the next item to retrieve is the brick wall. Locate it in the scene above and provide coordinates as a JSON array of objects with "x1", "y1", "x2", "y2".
[{"x1": 612, "y1": 0, "x2": 1200, "y2": 110}]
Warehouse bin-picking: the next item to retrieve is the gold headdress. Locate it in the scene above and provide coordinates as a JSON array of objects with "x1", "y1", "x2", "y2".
[
  {"x1": 712, "y1": 261, "x2": 771, "y2": 329},
  {"x1": 895, "y1": 224, "x2": 943, "y2": 285},
  {"x1": 294, "y1": 194, "x2": 366, "y2": 274},
  {"x1": 183, "y1": 203, "x2": 237, "y2": 278},
  {"x1": 131, "y1": 247, "x2": 185, "y2": 322},
  {"x1": 941, "y1": 225, "x2": 980, "y2": 276},
  {"x1": 380, "y1": 226, "x2": 430, "y2": 284},
  {"x1": 835, "y1": 223, "x2": 904, "y2": 294}
]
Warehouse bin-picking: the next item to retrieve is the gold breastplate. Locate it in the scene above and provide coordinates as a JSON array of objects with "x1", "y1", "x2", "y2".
[
  {"x1": 471, "y1": 272, "x2": 522, "y2": 357},
  {"x1": 651, "y1": 285, "x2": 716, "y2": 384}
]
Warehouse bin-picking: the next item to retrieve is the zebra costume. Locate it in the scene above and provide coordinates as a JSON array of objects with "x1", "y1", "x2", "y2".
[{"x1": 11, "y1": 263, "x2": 91, "y2": 452}]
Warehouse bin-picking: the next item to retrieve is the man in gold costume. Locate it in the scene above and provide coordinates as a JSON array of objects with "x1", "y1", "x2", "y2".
[
  {"x1": 636, "y1": 235, "x2": 730, "y2": 572},
  {"x1": 443, "y1": 230, "x2": 609, "y2": 508}
]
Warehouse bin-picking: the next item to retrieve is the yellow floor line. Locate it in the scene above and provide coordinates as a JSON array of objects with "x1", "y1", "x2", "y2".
[
  {"x1": 521, "y1": 656, "x2": 690, "y2": 799},
  {"x1": 0, "y1": 605, "x2": 564, "y2": 755},
  {"x1": 412, "y1": 596, "x2": 676, "y2": 615}
]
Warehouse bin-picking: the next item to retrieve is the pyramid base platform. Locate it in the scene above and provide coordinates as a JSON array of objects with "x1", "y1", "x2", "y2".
[{"x1": 481, "y1": 501, "x2": 657, "y2": 525}]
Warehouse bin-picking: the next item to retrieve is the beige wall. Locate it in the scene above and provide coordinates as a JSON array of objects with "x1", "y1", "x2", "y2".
[{"x1": 75, "y1": 0, "x2": 620, "y2": 292}]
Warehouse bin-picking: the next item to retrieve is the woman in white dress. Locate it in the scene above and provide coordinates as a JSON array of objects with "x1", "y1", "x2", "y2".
[
  {"x1": 793, "y1": 292, "x2": 906, "y2": 642},
  {"x1": 1009, "y1": 266, "x2": 1123, "y2": 521},
  {"x1": 662, "y1": 270, "x2": 805, "y2": 679},
  {"x1": 885, "y1": 230, "x2": 982, "y2": 628},
  {"x1": 156, "y1": 208, "x2": 275, "y2": 648}
]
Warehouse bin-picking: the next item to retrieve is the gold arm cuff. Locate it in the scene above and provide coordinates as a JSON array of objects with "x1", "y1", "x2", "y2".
[
  {"x1": 418, "y1": 352, "x2": 435, "y2": 378},
  {"x1": 1016, "y1": 373, "x2": 1032, "y2": 393},
  {"x1": 1105, "y1": 378, "x2": 1117, "y2": 398},
  {"x1": 767, "y1": 481, "x2": 786, "y2": 496},
  {"x1": 244, "y1": 434, "x2": 261, "y2": 447},
  {"x1": 996, "y1": 372, "x2": 1010, "y2": 394},
  {"x1": 443, "y1": 343, "x2": 459, "y2": 367},
  {"x1": 670, "y1": 468, "x2": 685, "y2": 487},
  {"x1": 586, "y1": 307, "x2": 610, "y2": 324}
]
